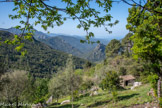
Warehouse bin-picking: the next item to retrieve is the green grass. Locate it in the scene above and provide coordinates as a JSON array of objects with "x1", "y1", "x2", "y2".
[{"x1": 48, "y1": 84, "x2": 153, "y2": 108}]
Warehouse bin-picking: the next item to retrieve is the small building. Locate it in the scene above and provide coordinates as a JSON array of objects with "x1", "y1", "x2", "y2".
[{"x1": 120, "y1": 75, "x2": 135, "y2": 87}]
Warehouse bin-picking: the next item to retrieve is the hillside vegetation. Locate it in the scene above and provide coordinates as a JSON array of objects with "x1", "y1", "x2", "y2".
[
  {"x1": 48, "y1": 84, "x2": 153, "y2": 108},
  {"x1": 43, "y1": 32, "x2": 160, "y2": 108}
]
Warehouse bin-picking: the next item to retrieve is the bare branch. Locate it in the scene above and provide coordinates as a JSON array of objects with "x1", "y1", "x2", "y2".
[{"x1": 39, "y1": 0, "x2": 66, "y2": 12}]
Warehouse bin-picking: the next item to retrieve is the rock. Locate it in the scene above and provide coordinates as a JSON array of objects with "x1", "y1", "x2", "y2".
[
  {"x1": 31, "y1": 104, "x2": 37, "y2": 108},
  {"x1": 61, "y1": 100, "x2": 70, "y2": 105},
  {"x1": 93, "y1": 91, "x2": 98, "y2": 95},
  {"x1": 90, "y1": 93, "x2": 93, "y2": 96},
  {"x1": 131, "y1": 86, "x2": 135, "y2": 90},
  {"x1": 80, "y1": 103, "x2": 84, "y2": 106},
  {"x1": 46, "y1": 96, "x2": 53, "y2": 104},
  {"x1": 90, "y1": 86, "x2": 99, "y2": 92},
  {"x1": 90, "y1": 91, "x2": 98, "y2": 96},
  {"x1": 131, "y1": 82, "x2": 142, "y2": 90},
  {"x1": 133, "y1": 82, "x2": 142, "y2": 87},
  {"x1": 147, "y1": 88, "x2": 155, "y2": 97},
  {"x1": 31, "y1": 103, "x2": 43, "y2": 108}
]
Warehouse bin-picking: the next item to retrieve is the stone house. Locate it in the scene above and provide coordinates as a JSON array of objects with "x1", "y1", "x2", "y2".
[{"x1": 120, "y1": 75, "x2": 135, "y2": 87}]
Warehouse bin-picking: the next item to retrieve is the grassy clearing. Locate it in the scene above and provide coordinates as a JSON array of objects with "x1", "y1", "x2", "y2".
[{"x1": 48, "y1": 84, "x2": 153, "y2": 108}]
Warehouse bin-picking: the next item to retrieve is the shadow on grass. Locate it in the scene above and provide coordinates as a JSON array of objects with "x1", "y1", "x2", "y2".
[
  {"x1": 48, "y1": 104, "x2": 79, "y2": 108},
  {"x1": 118, "y1": 93, "x2": 139, "y2": 101},
  {"x1": 49, "y1": 102, "x2": 60, "y2": 106},
  {"x1": 87, "y1": 100, "x2": 111, "y2": 107}
]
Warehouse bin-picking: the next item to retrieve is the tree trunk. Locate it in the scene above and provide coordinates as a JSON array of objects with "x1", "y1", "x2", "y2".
[
  {"x1": 158, "y1": 77, "x2": 161, "y2": 105},
  {"x1": 16, "y1": 96, "x2": 19, "y2": 108},
  {"x1": 71, "y1": 85, "x2": 74, "y2": 108},
  {"x1": 56, "y1": 97, "x2": 58, "y2": 103},
  {"x1": 72, "y1": 92, "x2": 74, "y2": 108}
]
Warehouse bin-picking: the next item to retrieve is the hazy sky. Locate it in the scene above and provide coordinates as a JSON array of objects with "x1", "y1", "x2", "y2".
[{"x1": 0, "y1": 1, "x2": 131, "y2": 39}]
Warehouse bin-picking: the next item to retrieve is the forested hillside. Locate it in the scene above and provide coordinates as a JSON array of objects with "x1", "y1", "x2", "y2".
[
  {"x1": 39, "y1": 36, "x2": 84, "y2": 57},
  {"x1": 0, "y1": 31, "x2": 87, "y2": 77}
]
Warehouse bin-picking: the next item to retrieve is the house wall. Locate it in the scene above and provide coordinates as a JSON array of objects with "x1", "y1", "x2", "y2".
[
  {"x1": 121, "y1": 79, "x2": 135, "y2": 87},
  {"x1": 127, "y1": 80, "x2": 135, "y2": 86}
]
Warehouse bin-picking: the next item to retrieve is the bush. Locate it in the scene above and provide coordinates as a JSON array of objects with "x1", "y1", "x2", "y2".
[
  {"x1": 100, "y1": 71, "x2": 120, "y2": 90},
  {"x1": 75, "y1": 69, "x2": 83, "y2": 75},
  {"x1": 100, "y1": 71, "x2": 120, "y2": 102},
  {"x1": 34, "y1": 97, "x2": 45, "y2": 104},
  {"x1": 119, "y1": 67, "x2": 127, "y2": 75},
  {"x1": 73, "y1": 90, "x2": 79, "y2": 101},
  {"x1": 80, "y1": 79, "x2": 94, "y2": 92},
  {"x1": 147, "y1": 74, "x2": 158, "y2": 97}
]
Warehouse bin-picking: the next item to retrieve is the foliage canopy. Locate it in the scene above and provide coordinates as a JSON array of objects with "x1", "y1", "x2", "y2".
[{"x1": 126, "y1": 1, "x2": 162, "y2": 76}]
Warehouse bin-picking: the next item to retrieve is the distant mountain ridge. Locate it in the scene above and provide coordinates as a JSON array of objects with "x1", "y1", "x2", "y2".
[
  {"x1": 85, "y1": 43, "x2": 106, "y2": 62},
  {"x1": 0, "y1": 27, "x2": 49, "y2": 39},
  {"x1": 39, "y1": 35, "x2": 108, "y2": 62},
  {"x1": 1, "y1": 27, "x2": 110, "y2": 62},
  {"x1": 39, "y1": 36, "x2": 84, "y2": 57}
]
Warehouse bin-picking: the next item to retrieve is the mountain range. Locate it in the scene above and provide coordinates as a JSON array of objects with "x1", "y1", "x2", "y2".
[
  {"x1": 0, "y1": 27, "x2": 49, "y2": 39},
  {"x1": 86, "y1": 43, "x2": 106, "y2": 62},
  {"x1": 0, "y1": 30, "x2": 87, "y2": 77},
  {"x1": 0, "y1": 27, "x2": 110, "y2": 62}
]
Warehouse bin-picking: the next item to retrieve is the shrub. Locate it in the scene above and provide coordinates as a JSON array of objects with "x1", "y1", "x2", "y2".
[
  {"x1": 100, "y1": 71, "x2": 120, "y2": 102},
  {"x1": 148, "y1": 74, "x2": 158, "y2": 97},
  {"x1": 159, "y1": 97, "x2": 162, "y2": 107},
  {"x1": 119, "y1": 67, "x2": 127, "y2": 75}
]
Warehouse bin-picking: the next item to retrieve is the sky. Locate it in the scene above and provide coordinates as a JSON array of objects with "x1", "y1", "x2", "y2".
[{"x1": 0, "y1": 1, "x2": 131, "y2": 39}]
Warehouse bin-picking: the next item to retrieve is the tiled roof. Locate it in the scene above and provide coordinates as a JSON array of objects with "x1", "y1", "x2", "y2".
[{"x1": 120, "y1": 75, "x2": 135, "y2": 81}]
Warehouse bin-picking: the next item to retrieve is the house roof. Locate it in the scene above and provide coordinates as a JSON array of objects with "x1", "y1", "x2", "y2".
[{"x1": 120, "y1": 75, "x2": 135, "y2": 81}]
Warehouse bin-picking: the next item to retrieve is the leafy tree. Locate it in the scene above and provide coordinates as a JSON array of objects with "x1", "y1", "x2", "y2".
[
  {"x1": 22, "y1": 73, "x2": 38, "y2": 103},
  {"x1": 49, "y1": 55, "x2": 82, "y2": 107},
  {"x1": 75, "y1": 69, "x2": 84, "y2": 76},
  {"x1": 126, "y1": 1, "x2": 162, "y2": 101},
  {"x1": 48, "y1": 74, "x2": 66, "y2": 102},
  {"x1": 34, "y1": 78, "x2": 49, "y2": 103},
  {"x1": 121, "y1": 33, "x2": 133, "y2": 57},
  {"x1": 105, "y1": 39, "x2": 122, "y2": 58},
  {"x1": 121, "y1": 33, "x2": 133, "y2": 45},
  {"x1": 101, "y1": 71, "x2": 120, "y2": 102},
  {"x1": 65, "y1": 55, "x2": 82, "y2": 108},
  {"x1": 119, "y1": 67, "x2": 127, "y2": 76},
  {"x1": 0, "y1": 70, "x2": 28, "y2": 108},
  {"x1": 84, "y1": 61, "x2": 92, "y2": 69},
  {"x1": 148, "y1": 74, "x2": 159, "y2": 97},
  {"x1": 80, "y1": 81, "x2": 93, "y2": 92},
  {"x1": 22, "y1": 74, "x2": 50, "y2": 104},
  {"x1": 0, "y1": 57, "x2": 7, "y2": 77}
]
